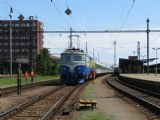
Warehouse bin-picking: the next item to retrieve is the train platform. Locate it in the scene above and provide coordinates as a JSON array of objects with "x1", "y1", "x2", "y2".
[
  {"x1": 71, "y1": 75, "x2": 147, "y2": 120},
  {"x1": 120, "y1": 74, "x2": 160, "y2": 82}
]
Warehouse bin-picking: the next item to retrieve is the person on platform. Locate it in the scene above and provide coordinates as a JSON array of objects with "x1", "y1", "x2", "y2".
[
  {"x1": 24, "y1": 71, "x2": 28, "y2": 83},
  {"x1": 30, "y1": 70, "x2": 35, "y2": 83}
]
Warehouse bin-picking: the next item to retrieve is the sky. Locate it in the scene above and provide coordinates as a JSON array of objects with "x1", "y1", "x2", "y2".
[{"x1": 1, "y1": 0, "x2": 160, "y2": 66}]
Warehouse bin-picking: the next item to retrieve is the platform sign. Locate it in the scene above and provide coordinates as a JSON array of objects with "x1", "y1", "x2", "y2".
[{"x1": 16, "y1": 59, "x2": 29, "y2": 64}]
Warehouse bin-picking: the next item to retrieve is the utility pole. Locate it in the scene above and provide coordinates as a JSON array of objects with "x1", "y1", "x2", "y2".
[
  {"x1": 69, "y1": 27, "x2": 72, "y2": 49},
  {"x1": 86, "y1": 42, "x2": 88, "y2": 54},
  {"x1": 9, "y1": 7, "x2": 13, "y2": 78},
  {"x1": 113, "y1": 41, "x2": 117, "y2": 66},
  {"x1": 137, "y1": 41, "x2": 140, "y2": 60},
  {"x1": 98, "y1": 53, "x2": 99, "y2": 62},
  {"x1": 147, "y1": 18, "x2": 150, "y2": 74},
  {"x1": 29, "y1": 16, "x2": 34, "y2": 72},
  {"x1": 93, "y1": 48, "x2": 94, "y2": 60}
]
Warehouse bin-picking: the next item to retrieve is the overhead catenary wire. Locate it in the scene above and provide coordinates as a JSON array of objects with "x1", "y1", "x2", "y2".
[
  {"x1": 113, "y1": 0, "x2": 136, "y2": 43},
  {"x1": 120, "y1": 0, "x2": 135, "y2": 29},
  {"x1": 149, "y1": 21, "x2": 160, "y2": 41},
  {"x1": 50, "y1": 0, "x2": 71, "y2": 28},
  {"x1": 62, "y1": 0, "x2": 87, "y2": 36}
]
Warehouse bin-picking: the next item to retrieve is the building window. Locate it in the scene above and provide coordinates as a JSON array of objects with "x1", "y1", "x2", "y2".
[
  {"x1": 26, "y1": 49, "x2": 29, "y2": 52},
  {"x1": 20, "y1": 42, "x2": 25, "y2": 46},
  {"x1": 26, "y1": 42, "x2": 30, "y2": 46},
  {"x1": 4, "y1": 30, "x2": 8, "y2": 33},
  {"x1": 21, "y1": 24, "x2": 25, "y2": 27},
  {"x1": 15, "y1": 49, "x2": 20, "y2": 52},
  {"x1": 15, "y1": 24, "x2": 19, "y2": 27},
  {"x1": 26, "y1": 36, "x2": 29, "y2": 39},
  {"x1": 4, "y1": 43, "x2": 8, "y2": 46},
  {"x1": 4, "y1": 49, "x2": 8, "y2": 52},
  {"x1": 15, "y1": 42, "x2": 20, "y2": 46},
  {"x1": 4, "y1": 36, "x2": 8, "y2": 39},
  {"x1": 21, "y1": 49, "x2": 25, "y2": 52},
  {"x1": 26, "y1": 23, "x2": 30, "y2": 27},
  {"x1": 15, "y1": 36, "x2": 19, "y2": 39},
  {"x1": 20, "y1": 36, "x2": 25, "y2": 39},
  {"x1": 4, "y1": 24, "x2": 8, "y2": 27},
  {"x1": 32, "y1": 49, "x2": 36, "y2": 52},
  {"x1": 16, "y1": 30, "x2": 20, "y2": 32}
]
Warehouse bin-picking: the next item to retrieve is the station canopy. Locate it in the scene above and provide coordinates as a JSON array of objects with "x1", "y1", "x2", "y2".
[{"x1": 140, "y1": 58, "x2": 157, "y2": 63}]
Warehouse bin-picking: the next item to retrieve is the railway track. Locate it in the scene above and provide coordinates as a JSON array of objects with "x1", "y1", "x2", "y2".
[
  {"x1": 107, "y1": 77, "x2": 160, "y2": 119},
  {"x1": 0, "y1": 84, "x2": 79, "y2": 120},
  {"x1": 0, "y1": 79, "x2": 60, "y2": 97}
]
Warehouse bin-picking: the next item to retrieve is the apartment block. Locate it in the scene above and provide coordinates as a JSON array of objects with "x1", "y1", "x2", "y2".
[{"x1": 0, "y1": 15, "x2": 43, "y2": 73}]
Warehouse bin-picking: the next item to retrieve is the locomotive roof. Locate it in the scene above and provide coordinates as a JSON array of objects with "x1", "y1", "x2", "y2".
[{"x1": 61, "y1": 48, "x2": 85, "y2": 55}]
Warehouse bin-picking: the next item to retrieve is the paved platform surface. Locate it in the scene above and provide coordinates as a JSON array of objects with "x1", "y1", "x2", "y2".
[
  {"x1": 121, "y1": 74, "x2": 160, "y2": 82},
  {"x1": 71, "y1": 75, "x2": 148, "y2": 120}
]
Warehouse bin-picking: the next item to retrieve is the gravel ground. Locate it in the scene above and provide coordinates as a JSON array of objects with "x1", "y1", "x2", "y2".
[
  {"x1": 71, "y1": 75, "x2": 148, "y2": 120},
  {"x1": 0, "y1": 86, "x2": 58, "y2": 112}
]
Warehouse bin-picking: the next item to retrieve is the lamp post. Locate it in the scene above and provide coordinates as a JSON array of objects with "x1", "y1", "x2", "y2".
[
  {"x1": 9, "y1": 7, "x2": 13, "y2": 78},
  {"x1": 152, "y1": 48, "x2": 160, "y2": 75},
  {"x1": 113, "y1": 41, "x2": 117, "y2": 66}
]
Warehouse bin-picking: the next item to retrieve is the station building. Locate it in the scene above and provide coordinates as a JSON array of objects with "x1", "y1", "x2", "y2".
[
  {"x1": 119, "y1": 56, "x2": 143, "y2": 73},
  {"x1": 0, "y1": 15, "x2": 44, "y2": 73}
]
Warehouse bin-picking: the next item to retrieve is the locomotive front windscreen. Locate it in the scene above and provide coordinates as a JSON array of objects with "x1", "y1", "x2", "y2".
[
  {"x1": 61, "y1": 54, "x2": 85, "y2": 63},
  {"x1": 73, "y1": 55, "x2": 82, "y2": 61},
  {"x1": 61, "y1": 54, "x2": 71, "y2": 62}
]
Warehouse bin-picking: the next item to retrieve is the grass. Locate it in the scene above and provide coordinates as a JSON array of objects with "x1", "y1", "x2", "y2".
[
  {"x1": 0, "y1": 75, "x2": 60, "y2": 88},
  {"x1": 84, "y1": 83, "x2": 95, "y2": 100},
  {"x1": 77, "y1": 111, "x2": 114, "y2": 120}
]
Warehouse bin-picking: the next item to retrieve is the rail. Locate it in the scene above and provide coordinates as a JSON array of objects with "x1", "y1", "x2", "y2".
[
  {"x1": 0, "y1": 85, "x2": 64, "y2": 120},
  {"x1": 107, "y1": 77, "x2": 160, "y2": 115},
  {"x1": 41, "y1": 85, "x2": 79, "y2": 120}
]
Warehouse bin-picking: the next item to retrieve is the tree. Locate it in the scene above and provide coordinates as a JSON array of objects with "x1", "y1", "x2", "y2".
[{"x1": 36, "y1": 48, "x2": 59, "y2": 75}]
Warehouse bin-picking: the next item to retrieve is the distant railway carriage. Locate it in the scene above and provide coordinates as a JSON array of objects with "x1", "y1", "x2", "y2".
[
  {"x1": 60, "y1": 48, "x2": 112, "y2": 84},
  {"x1": 112, "y1": 66, "x2": 120, "y2": 76}
]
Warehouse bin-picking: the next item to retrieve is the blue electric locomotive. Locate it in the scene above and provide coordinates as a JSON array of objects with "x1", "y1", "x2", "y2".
[
  {"x1": 60, "y1": 48, "x2": 113, "y2": 84},
  {"x1": 60, "y1": 48, "x2": 96, "y2": 84}
]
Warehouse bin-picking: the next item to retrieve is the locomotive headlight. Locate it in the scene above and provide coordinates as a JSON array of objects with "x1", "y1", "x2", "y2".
[{"x1": 63, "y1": 67, "x2": 66, "y2": 70}]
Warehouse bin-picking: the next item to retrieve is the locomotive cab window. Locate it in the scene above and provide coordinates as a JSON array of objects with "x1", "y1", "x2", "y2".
[
  {"x1": 61, "y1": 55, "x2": 71, "y2": 62},
  {"x1": 73, "y1": 55, "x2": 83, "y2": 61}
]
